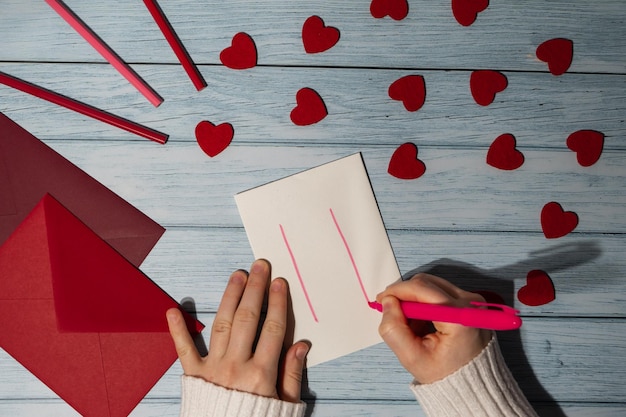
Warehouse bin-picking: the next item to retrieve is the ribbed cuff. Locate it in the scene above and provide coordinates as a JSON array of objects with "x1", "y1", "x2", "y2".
[
  {"x1": 180, "y1": 375, "x2": 306, "y2": 417},
  {"x1": 410, "y1": 335, "x2": 538, "y2": 417}
]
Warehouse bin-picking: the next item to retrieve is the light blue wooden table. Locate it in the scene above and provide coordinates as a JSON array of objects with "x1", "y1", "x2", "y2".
[{"x1": 1, "y1": 1, "x2": 625, "y2": 416}]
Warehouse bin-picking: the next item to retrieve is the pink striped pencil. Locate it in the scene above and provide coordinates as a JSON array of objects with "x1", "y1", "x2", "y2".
[
  {"x1": 143, "y1": 0, "x2": 207, "y2": 91},
  {"x1": 45, "y1": 0, "x2": 164, "y2": 107},
  {"x1": 0, "y1": 71, "x2": 168, "y2": 144}
]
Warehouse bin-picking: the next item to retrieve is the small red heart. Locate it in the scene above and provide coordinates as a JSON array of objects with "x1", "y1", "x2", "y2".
[
  {"x1": 302, "y1": 16, "x2": 340, "y2": 54},
  {"x1": 370, "y1": 0, "x2": 409, "y2": 21},
  {"x1": 388, "y1": 143, "x2": 426, "y2": 180},
  {"x1": 566, "y1": 130, "x2": 604, "y2": 167},
  {"x1": 541, "y1": 202, "x2": 578, "y2": 239},
  {"x1": 536, "y1": 38, "x2": 573, "y2": 76},
  {"x1": 220, "y1": 32, "x2": 257, "y2": 70},
  {"x1": 388, "y1": 75, "x2": 426, "y2": 112},
  {"x1": 452, "y1": 0, "x2": 489, "y2": 26},
  {"x1": 517, "y1": 270, "x2": 555, "y2": 307},
  {"x1": 195, "y1": 121, "x2": 234, "y2": 157},
  {"x1": 486, "y1": 133, "x2": 524, "y2": 170},
  {"x1": 470, "y1": 70, "x2": 507, "y2": 106},
  {"x1": 290, "y1": 88, "x2": 328, "y2": 126}
]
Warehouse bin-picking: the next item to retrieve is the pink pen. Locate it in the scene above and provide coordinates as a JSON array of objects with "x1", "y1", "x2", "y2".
[{"x1": 368, "y1": 300, "x2": 522, "y2": 331}]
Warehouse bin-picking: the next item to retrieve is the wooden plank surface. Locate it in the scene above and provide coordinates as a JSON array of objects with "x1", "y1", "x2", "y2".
[{"x1": 1, "y1": 0, "x2": 625, "y2": 415}]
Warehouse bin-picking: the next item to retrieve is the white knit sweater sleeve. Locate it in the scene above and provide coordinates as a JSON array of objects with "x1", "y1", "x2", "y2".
[
  {"x1": 179, "y1": 375, "x2": 307, "y2": 417},
  {"x1": 410, "y1": 335, "x2": 539, "y2": 417}
]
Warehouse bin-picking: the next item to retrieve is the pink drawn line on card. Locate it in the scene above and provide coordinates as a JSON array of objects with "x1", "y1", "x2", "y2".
[
  {"x1": 45, "y1": 0, "x2": 164, "y2": 107},
  {"x1": 279, "y1": 224, "x2": 319, "y2": 322},
  {"x1": 330, "y1": 208, "x2": 371, "y2": 304}
]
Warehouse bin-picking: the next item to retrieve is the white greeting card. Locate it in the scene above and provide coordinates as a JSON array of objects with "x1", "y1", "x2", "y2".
[{"x1": 235, "y1": 153, "x2": 400, "y2": 366}]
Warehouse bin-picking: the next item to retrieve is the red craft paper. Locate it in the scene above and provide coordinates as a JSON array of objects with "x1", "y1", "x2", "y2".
[
  {"x1": 370, "y1": 0, "x2": 409, "y2": 21},
  {"x1": 195, "y1": 120, "x2": 234, "y2": 157},
  {"x1": 0, "y1": 194, "x2": 203, "y2": 417},
  {"x1": 220, "y1": 32, "x2": 257, "y2": 70},
  {"x1": 451, "y1": 0, "x2": 489, "y2": 27},
  {"x1": 0, "y1": 112, "x2": 164, "y2": 266},
  {"x1": 536, "y1": 38, "x2": 573, "y2": 76},
  {"x1": 470, "y1": 70, "x2": 507, "y2": 106},
  {"x1": 388, "y1": 75, "x2": 426, "y2": 112},
  {"x1": 388, "y1": 142, "x2": 426, "y2": 180},
  {"x1": 517, "y1": 270, "x2": 556, "y2": 306},
  {"x1": 540, "y1": 201, "x2": 578, "y2": 239},
  {"x1": 566, "y1": 129, "x2": 604, "y2": 167},
  {"x1": 486, "y1": 133, "x2": 524, "y2": 170},
  {"x1": 302, "y1": 15, "x2": 340, "y2": 54},
  {"x1": 290, "y1": 87, "x2": 328, "y2": 126}
]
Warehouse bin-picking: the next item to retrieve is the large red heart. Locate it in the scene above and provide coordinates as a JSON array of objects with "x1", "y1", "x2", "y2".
[
  {"x1": 195, "y1": 120, "x2": 234, "y2": 157},
  {"x1": 541, "y1": 201, "x2": 578, "y2": 239},
  {"x1": 486, "y1": 133, "x2": 524, "y2": 170},
  {"x1": 220, "y1": 32, "x2": 257, "y2": 70},
  {"x1": 370, "y1": 0, "x2": 409, "y2": 21},
  {"x1": 388, "y1": 143, "x2": 426, "y2": 180},
  {"x1": 470, "y1": 70, "x2": 507, "y2": 106},
  {"x1": 452, "y1": 0, "x2": 489, "y2": 26},
  {"x1": 388, "y1": 75, "x2": 426, "y2": 112},
  {"x1": 302, "y1": 15, "x2": 340, "y2": 54},
  {"x1": 566, "y1": 129, "x2": 605, "y2": 167},
  {"x1": 536, "y1": 38, "x2": 573, "y2": 76},
  {"x1": 290, "y1": 88, "x2": 328, "y2": 126},
  {"x1": 517, "y1": 270, "x2": 555, "y2": 306}
]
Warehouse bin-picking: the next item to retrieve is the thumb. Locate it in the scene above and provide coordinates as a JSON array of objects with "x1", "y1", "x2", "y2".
[
  {"x1": 378, "y1": 296, "x2": 427, "y2": 367},
  {"x1": 278, "y1": 341, "x2": 309, "y2": 403}
]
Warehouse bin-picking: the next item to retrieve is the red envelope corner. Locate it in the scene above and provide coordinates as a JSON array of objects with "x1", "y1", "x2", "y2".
[
  {"x1": 0, "y1": 112, "x2": 164, "y2": 267},
  {"x1": 0, "y1": 194, "x2": 204, "y2": 417}
]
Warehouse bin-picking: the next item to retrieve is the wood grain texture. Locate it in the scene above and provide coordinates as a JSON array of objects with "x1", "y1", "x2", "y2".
[
  {"x1": 1, "y1": 1, "x2": 625, "y2": 73},
  {"x1": 1, "y1": 0, "x2": 625, "y2": 415}
]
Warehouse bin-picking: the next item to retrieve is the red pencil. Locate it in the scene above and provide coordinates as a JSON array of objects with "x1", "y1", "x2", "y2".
[
  {"x1": 45, "y1": 0, "x2": 164, "y2": 107},
  {"x1": 143, "y1": 0, "x2": 207, "y2": 91},
  {"x1": 0, "y1": 71, "x2": 168, "y2": 144}
]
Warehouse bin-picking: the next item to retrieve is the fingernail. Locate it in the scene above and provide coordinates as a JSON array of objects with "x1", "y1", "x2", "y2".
[
  {"x1": 252, "y1": 259, "x2": 266, "y2": 273},
  {"x1": 296, "y1": 344, "x2": 309, "y2": 361},
  {"x1": 271, "y1": 278, "x2": 284, "y2": 292},
  {"x1": 231, "y1": 271, "x2": 246, "y2": 285},
  {"x1": 166, "y1": 309, "x2": 180, "y2": 323}
]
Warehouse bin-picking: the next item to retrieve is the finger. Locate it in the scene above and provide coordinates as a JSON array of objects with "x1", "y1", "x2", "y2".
[
  {"x1": 254, "y1": 278, "x2": 288, "y2": 370},
  {"x1": 209, "y1": 269, "x2": 248, "y2": 358},
  {"x1": 378, "y1": 296, "x2": 431, "y2": 369},
  {"x1": 228, "y1": 259, "x2": 270, "y2": 358},
  {"x1": 278, "y1": 341, "x2": 309, "y2": 403},
  {"x1": 167, "y1": 308, "x2": 202, "y2": 373}
]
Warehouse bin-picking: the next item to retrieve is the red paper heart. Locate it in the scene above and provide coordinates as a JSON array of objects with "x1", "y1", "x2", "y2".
[
  {"x1": 220, "y1": 32, "x2": 257, "y2": 70},
  {"x1": 470, "y1": 70, "x2": 507, "y2": 106},
  {"x1": 388, "y1": 143, "x2": 426, "y2": 180},
  {"x1": 452, "y1": 0, "x2": 489, "y2": 26},
  {"x1": 566, "y1": 129, "x2": 605, "y2": 167},
  {"x1": 370, "y1": 0, "x2": 409, "y2": 21},
  {"x1": 536, "y1": 38, "x2": 573, "y2": 76},
  {"x1": 302, "y1": 15, "x2": 340, "y2": 54},
  {"x1": 541, "y1": 202, "x2": 578, "y2": 239},
  {"x1": 388, "y1": 75, "x2": 426, "y2": 112},
  {"x1": 486, "y1": 133, "x2": 524, "y2": 170},
  {"x1": 517, "y1": 270, "x2": 555, "y2": 306},
  {"x1": 195, "y1": 121, "x2": 234, "y2": 157},
  {"x1": 290, "y1": 88, "x2": 328, "y2": 126}
]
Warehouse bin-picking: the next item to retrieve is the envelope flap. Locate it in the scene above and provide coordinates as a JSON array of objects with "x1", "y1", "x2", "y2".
[{"x1": 39, "y1": 194, "x2": 198, "y2": 333}]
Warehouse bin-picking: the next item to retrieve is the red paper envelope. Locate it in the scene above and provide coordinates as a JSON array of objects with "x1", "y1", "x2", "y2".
[
  {"x1": 0, "y1": 112, "x2": 164, "y2": 267},
  {"x1": 0, "y1": 194, "x2": 204, "y2": 417}
]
